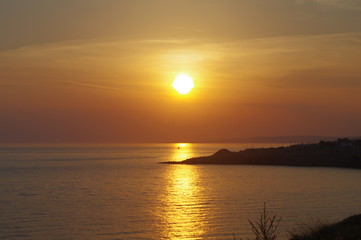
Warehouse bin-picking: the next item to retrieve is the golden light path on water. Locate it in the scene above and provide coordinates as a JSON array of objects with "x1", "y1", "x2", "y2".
[
  {"x1": 171, "y1": 143, "x2": 192, "y2": 162},
  {"x1": 160, "y1": 143, "x2": 210, "y2": 239}
]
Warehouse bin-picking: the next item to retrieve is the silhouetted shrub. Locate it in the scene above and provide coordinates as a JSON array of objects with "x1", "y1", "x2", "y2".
[{"x1": 248, "y1": 203, "x2": 282, "y2": 240}]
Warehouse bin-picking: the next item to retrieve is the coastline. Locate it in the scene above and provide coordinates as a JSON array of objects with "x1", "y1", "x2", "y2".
[{"x1": 160, "y1": 138, "x2": 361, "y2": 169}]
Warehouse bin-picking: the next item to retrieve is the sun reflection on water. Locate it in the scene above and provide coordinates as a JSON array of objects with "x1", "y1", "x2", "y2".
[
  {"x1": 171, "y1": 143, "x2": 193, "y2": 162},
  {"x1": 161, "y1": 165, "x2": 209, "y2": 239},
  {"x1": 157, "y1": 144, "x2": 210, "y2": 239}
]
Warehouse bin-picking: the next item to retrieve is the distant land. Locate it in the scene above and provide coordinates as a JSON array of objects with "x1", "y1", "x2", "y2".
[
  {"x1": 193, "y1": 135, "x2": 360, "y2": 144},
  {"x1": 161, "y1": 138, "x2": 361, "y2": 169}
]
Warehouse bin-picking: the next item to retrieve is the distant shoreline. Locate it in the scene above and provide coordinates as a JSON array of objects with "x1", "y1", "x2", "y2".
[
  {"x1": 1, "y1": 135, "x2": 360, "y2": 146},
  {"x1": 161, "y1": 138, "x2": 361, "y2": 169}
]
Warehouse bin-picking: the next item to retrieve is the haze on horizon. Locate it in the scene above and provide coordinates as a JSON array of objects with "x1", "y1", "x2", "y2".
[{"x1": 1, "y1": 0, "x2": 360, "y2": 143}]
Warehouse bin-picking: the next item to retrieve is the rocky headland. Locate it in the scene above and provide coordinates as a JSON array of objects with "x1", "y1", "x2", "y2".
[{"x1": 161, "y1": 138, "x2": 361, "y2": 169}]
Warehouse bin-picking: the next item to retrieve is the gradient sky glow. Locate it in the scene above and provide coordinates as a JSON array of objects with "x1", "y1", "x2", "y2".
[{"x1": 1, "y1": 0, "x2": 360, "y2": 143}]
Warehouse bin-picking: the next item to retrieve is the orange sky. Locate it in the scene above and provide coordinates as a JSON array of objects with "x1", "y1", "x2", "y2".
[{"x1": 0, "y1": 0, "x2": 360, "y2": 143}]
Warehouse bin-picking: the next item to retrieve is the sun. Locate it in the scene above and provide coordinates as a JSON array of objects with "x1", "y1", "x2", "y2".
[{"x1": 171, "y1": 74, "x2": 195, "y2": 95}]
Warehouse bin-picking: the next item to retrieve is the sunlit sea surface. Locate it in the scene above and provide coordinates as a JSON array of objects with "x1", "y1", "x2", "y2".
[{"x1": 1, "y1": 143, "x2": 361, "y2": 240}]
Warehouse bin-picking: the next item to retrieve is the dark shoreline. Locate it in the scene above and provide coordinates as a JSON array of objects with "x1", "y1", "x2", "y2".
[
  {"x1": 289, "y1": 214, "x2": 361, "y2": 240},
  {"x1": 161, "y1": 138, "x2": 361, "y2": 169}
]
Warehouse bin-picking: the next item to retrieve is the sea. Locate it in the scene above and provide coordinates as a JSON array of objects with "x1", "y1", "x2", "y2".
[{"x1": 1, "y1": 143, "x2": 361, "y2": 240}]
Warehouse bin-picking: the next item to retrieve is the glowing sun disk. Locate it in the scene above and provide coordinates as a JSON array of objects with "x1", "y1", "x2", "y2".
[{"x1": 172, "y1": 74, "x2": 195, "y2": 95}]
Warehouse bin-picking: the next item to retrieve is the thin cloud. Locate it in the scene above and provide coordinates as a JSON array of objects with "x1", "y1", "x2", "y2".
[
  {"x1": 63, "y1": 80, "x2": 124, "y2": 92},
  {"x1": 314, "y1": 0, "x2": 361, "y2": 10}
]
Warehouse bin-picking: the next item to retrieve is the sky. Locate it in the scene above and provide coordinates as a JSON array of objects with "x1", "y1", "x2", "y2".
[{"x1": 0, "y1": 0, "x2": 360, "y2": 143}]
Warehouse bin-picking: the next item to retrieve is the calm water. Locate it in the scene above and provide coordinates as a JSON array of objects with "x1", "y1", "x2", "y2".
[{"x1": 1, "y1": 143, "x2": 361, "y2": 240}]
